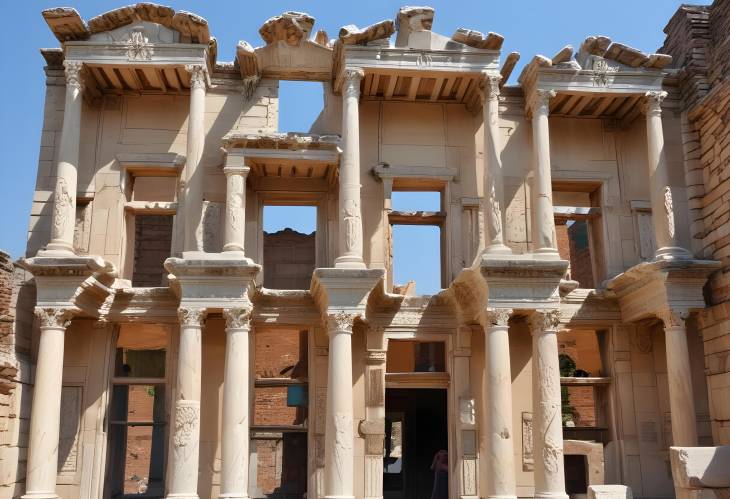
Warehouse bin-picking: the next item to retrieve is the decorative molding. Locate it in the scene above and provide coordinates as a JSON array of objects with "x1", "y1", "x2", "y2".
[
  {"x1": 177, "y1": 307, "x2": 206, "y2": 327},
  {"x1": 365, "y1": 349, "x2": 386, "y2": 364},
  {"x1": 481, "y1": 72, "x2": 501, "y2": 102},
  {"x1": 326, "y1": 311, "x2": 359, "y2": 333},
  {"x1": 35, "y1": 307, "x2": 74, "y2": 329},
  {"x1": 64, "y1": 60, "x2": 84, "y2": 90},
  {"x1": 485, "y1": 307, "x2": 512, "y2": 327},
  {"x1": 343, "y1": 67, "x2": 364, "y2": 99},
  {"x1": 223, "y1": 306, "x2": 253, "y2": 329},
  {"x1": 124, "y1": 28, "x2": 153, "y2": 61}
]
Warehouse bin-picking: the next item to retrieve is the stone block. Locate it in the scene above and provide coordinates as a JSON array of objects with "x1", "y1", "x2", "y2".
[
  {"x1": 588, "y1": 485, "x2": 633, "y2": 499},
  {"x1": 669, "y1": 446, "x2": 730, "y2": 489}
]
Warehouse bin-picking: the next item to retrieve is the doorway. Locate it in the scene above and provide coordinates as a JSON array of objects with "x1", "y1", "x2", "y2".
[{"x1": 383, "y1": 388, "x2": 448, "y2": 499}]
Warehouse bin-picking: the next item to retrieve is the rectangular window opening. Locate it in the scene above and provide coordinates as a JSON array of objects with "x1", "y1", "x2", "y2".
[
  {"x1": 106, "y1": 324, "x2": 169, "y2": 498},
  {"x1": 132, "y1": 214, "x2": 173, "y2": 287},
  {"x1": 252, "y1": 328, "x2": 309, "y2": 498},
  {"x1": 278, "y1": 80, "x2": 324, "y2": 133},
  {"x1": 263, "y1": 205, "x2": 317, "y2": 290},
  {"x1": 389, "y1": 189, "x2": 444, "y2": 296}
]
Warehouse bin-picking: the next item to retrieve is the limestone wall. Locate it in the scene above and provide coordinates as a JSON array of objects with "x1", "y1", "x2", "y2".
[{"x1": 661, "y1": 0, "x2": 730, "y2": 445}]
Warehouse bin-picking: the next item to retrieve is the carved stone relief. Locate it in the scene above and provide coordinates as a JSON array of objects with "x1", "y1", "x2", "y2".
[
  {"x1": 173, "y1": 400, "x2": 200, "y2": 447},
  {"x1": 522, "y1": 411, "x2": 534, "y2": 471}
]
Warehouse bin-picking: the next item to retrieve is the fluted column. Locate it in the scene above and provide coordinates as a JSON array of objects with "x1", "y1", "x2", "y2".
[
  {"x1": 220, "y1": 307, "x2": 253, "y2": 498},
  {"x1": 659, "y1": 308, "x2": 698, "y2": 446},
  {"x1": 643, "y1": 91, "x2": 691, "y2": 260},
  {"x1": 324, "y1": 311, "x2": 356, "y2": 499},
  {"x1": 482, "y1": 73, "x2": 510, "y2": 255},
  {"x1": 530, "y1": 310, "x2": 567, "y2": 499},
  {"x1": 222, "y1": 154, "x2": 250, "y2": 254},
  {"x1": 22, "y1": 308, "x2": 74, "y2": 499},
  {"x1": 335, "y1": 68, "x2": 366, "y2": 269},
  {"x1": 484, "y1": 308, "x2": 517, "y2": 499},
  {"x1": 45, "y1": 61, "x2": 83, "y2": 255},
  {"x1": 530, "y1": 90, "x2": 559, "y2": 256},
  {"x1": 166, "y1": 307, "x2": 205, "y2": 499},
  {"x1": 183, "y1": 64, "x2": 207, "y2": 253}
]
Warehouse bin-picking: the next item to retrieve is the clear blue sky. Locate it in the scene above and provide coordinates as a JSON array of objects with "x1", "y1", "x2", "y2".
[{"x1": 0, "y1": 0, "x2": 701, "y2": 292}]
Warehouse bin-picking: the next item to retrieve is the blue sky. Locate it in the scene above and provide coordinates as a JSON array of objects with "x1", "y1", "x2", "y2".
[{"x1": 0, "y1": 0, "x2": 701, "y2": 292}]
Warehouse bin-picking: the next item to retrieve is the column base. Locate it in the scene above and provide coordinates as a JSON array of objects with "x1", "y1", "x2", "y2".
[
  {"x1": 483, "y1": 243, "x2": 513, "y2": 255},
  {"x1": 219, "y1": 494, "x2": 249, "y2": 499},
  {"x1": 654, "y1": 246, "x2": 693, "y2": 260},
  {"x1": 333, "y1": 256, "x2": 367, "y2": 269},
  {"x1": 165, "y1": 494, "x2": 200, "y2": 499},
  {"x1": 324, "y1": 496, "x2": 355, "y2": 499},
  {"x1": 22, "y1": 493, "x2": 59, "y2": 499},
  {"x1": 533, "y1": 247, "x2": 561, "y2": 259},
  {"x1": 486, "y1": 495, "x2": 517, "y2": 499},
  {"x1": 37, "y1": 245, "x2": 75, "y2": 257}
]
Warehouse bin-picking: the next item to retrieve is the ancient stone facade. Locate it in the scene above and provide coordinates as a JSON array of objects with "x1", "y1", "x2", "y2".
[{"x1": 4, "y1": 2, "x2": 730, "y2": 499}]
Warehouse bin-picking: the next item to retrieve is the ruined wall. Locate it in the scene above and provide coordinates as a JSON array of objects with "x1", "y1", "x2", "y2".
[{"x1": 661, "y1": 0, "x2": 730, "y2": 445}]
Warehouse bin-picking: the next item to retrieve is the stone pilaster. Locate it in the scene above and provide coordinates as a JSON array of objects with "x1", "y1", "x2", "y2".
[
  {"x1": 22, "y1": 307, "x2": 75, "y2": 499},
  {"x1": 529, "y1": 310, "x2": 568, "y2": 499},
  {"x1": 44, "y1": 61, "x2": 84, "y2": 256},
  {"x1": 220, "y1": 306, "x2": 253, "y2": 499},
  {"x1": 658, "y1": 307, "x2": 698, "y2": 446},
  {"x1": 183, "y1": 64, "x2": 207, "y2": 254},
  {"x1": 362, "y1": 327, "x2": 386, "y2": 499},
  {"x1": 643, "y1": 91, "x2": 692, "y2": 260},
  {"x1": 484, "y1": 308, "x2": 517, "y2": 499},
  {"x1": 482, "y1": 73, "x2": 511, "y2": 255},
  {"x1": 324, "y1": 311, "x2": 357, "y2": 499},
  {"x1": 530, "y1": 89, "x2": 559, "y2": 256},
  {"x1": 166, "y1": 307, "x2": 206, "y2": 499},
  {"x1": 335, "y1": 68, "x2": 366, "y2": 269}
]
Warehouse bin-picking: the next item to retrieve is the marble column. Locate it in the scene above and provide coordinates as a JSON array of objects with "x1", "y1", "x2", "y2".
[
  {"x1": 484, "y1": 308, "x2": 517, "y2": 499},
  {"x1": 166, "y1": 307, "x2": 205, "y2": 499},
  {"x1": 222, "y1": 156, "x2": 250, "y2": 254},
  {"x1": 22, "y1": 308, "x2": 74, "y2": 499},
  {"x1": 45, "y1": 61, "x2": 83, "y2": 255},
  {"x1": 335, "y1": 68, "x2": 366, "y2": 269},
  {"x1": 482, "y1": 73, "x2": 510, "y2": 254},
  {"x1": 324, "y1": 312, "x2": 356, "y2": 499},
  {"x1": 530, "y1": 90, "x2": 559, "y2": 256},
  {"x1": 220, "y1": 307, "x2": 253, "y2": 499},
  {"x1": 643, "y1": 91, "x2": 691, "y2": 260},
  {"x1": 659, "y1": 308, "x2": 698, "y2": 446},
  {"x1": 183, "y1": 64, "x2": 207, "y2": 253},
  {"x1": 530, "y1": 310, "x2": 568, "y2": 499}
]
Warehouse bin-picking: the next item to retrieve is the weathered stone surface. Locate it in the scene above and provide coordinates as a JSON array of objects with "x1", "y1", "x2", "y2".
[
  {"x1": 339, "y1": 19, "x2": 394, "y2": 45},
  {"x1": 452, "y1": 28, "x2": 504, "y2": 50},
  {"x1": 588, "y1": 485, "x2": 633, "y2": 499},
  {"x1": 259, "y1": 11, "x2": 315, "y2": 46}
]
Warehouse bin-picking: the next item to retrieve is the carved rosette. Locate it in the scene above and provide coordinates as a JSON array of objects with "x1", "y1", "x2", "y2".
[
  {"x1": 529, "y1": 309, "x2": 561, "y2": 334},
  {"x1": 658, "y1": 308, "x2": 690, "y2": 329},
  {"x1": 64, "y1": 60, "x2": 84, "y2": 91},
  {"x1": 35, "y1": 307, "x2": 74, "y2": 329},
  {"x1": 643, "y1": 90, "x2": 667, "y2": 117},
  {"x1": 485, "y1": 308, "x2": 512, "y2": 327},
  {"x1": 223, "y1": 306, "x2": 253, "y2": 330},
  {"x1": 326, "y1": 311, "x2": 358, "y2": 334},
  {"x1": 125, "y1": 29, "x2": 153, "y2": 61},
  {"x1": 532, "y1": 89, "x2": 556, "y2": 116},
  {"x1": 177, "y1": 307, "x2": 207, "y2": 327},
  {"x1": 343, "y1": 68, "x2": 365, "y2": 99},
  {"x1": 481, "y1": 72, "x2": 501, "y2": 103},
  {"x1": 185, "y1": 64, "x2": 207, "y2": 90}
]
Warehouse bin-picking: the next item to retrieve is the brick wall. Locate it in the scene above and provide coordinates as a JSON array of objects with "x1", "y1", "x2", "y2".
[
  {"x1": 263, "y1": 229, "x2": 315, "y2": 290},
  {"x1": 662, "y1": 0, "x2": 730, "y2": 444}
]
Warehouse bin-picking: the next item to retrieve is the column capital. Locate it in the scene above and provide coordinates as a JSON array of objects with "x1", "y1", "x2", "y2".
[
  {"x1": 343, "y1": 67, "x2": 365, "y2": 98},
  {"x1": 63, "y1": 60, "x2": 84, "y2": 91},
  {"x1": 34, "y1": 307, "x2": 74, "y2": 329},
  {"x1": 222, "y1": 165, "x2": 250, "y2": 177},
  {"x1": 480, "y1": 72, "x2": 502, "y2": 102},
  {"x1": 223, "y1": 306, "x2": 253, "y2": 329},
  {"x1": 642, "y1": 90, "x2": 667, "y2": 117},
  {"x1": 177, "y1": 306, "x2": 207, "y2": 327},
  {"x1": 485, "y1": 307, "x2": 512, "y2": 327},
  {"x1": 529, "y1": 309, "x2": 561, "y2": 334},
  {"x1": 658, "y1": 307, "x2": 691, "y2": 328},
  {"x1": 530, "y1": 88, "x2": 556, "y2": 116},
  {"x1": 326, "y1": 310, "x2": 360, "y2": 334},
  {"x1": 185, "y1": 64, "x2": 207, "y2": 90}
]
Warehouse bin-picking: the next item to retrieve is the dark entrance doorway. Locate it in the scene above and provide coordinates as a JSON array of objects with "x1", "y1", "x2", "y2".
[{"x1": 383, "y1": 388, "x2": 448, "y2": 499}]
